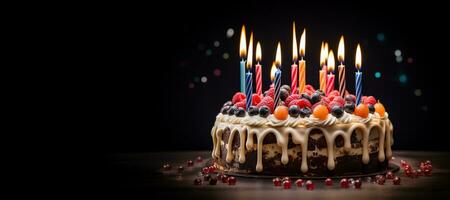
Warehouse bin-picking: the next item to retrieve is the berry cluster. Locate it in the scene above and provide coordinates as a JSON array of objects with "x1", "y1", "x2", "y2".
[
  {"x1": 400, "y1": 159, "x2": 433, "y2": 178},
  {"x1": 221, "y1": 85, "x2": 386, "y2": 120},
  {"x1": 272, "y1": 176, "x2": 365, "y2": 190}
]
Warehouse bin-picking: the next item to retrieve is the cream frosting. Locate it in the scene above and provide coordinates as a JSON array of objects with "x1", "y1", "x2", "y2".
[{"x1": 211, "y1": 111, "x2": 393, "y2": 173}]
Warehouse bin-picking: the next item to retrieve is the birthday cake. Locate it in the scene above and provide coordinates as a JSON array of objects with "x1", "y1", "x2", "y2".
[{"x1": 211, "y1": 88, "x2": 393, "y2": 177}]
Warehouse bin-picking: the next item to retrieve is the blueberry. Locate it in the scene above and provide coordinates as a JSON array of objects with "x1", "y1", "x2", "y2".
[
  {"x1": 221, "y1": 106, "x2": 230, "y2": 114},
  {"x1": 289, "y1": 105, "x2": 300, "y2": 118},
  {"x1": 235, "y1": 107, "x2": 246, "y2": 117},
  {"x1": 310, "y1": 93, "x2": 321, "y2": 104},
  {"x1": 223, "y1": 101, "x2": 233, "y2": 107},
  {"x1": 316, "y1": 90, "x2": 326, "y2": 96},
  {"x1": 344, "y1": 102, "x2": 355, "y2": 113},
  {"x1": 368, "y1": 104, "x2": 375, "y2": 113},
  {"x1": 280, "y1": 89, "x2": 290, "y2": 101},
  {"x1": 248, "y1": 106, "x2": 259, "y2": 116},
  {"x1": 299, "y1": 107, "x2": 312, "y2": 118},
  {"x1": 301, "y1": 93, "x2": 311, "y2": 102},
  {"x1": 259, "y1": 106, "x2": 270, "y2": 118},
  {"x1": 281, "y1": 85, "x2": 291, "y2": 93},
  {"x1": 331, "y1": 106, "x2": 344, "y2": 118},
  {"x1": 344, "y1": 95, "x2": 355, "y2": 103},
  {"x1": 228, "y1": 106, "x2": 237, "y2": 115}
]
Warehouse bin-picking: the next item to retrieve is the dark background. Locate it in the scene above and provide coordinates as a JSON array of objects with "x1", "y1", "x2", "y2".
[{"x1": 92, "y1": 1, "x2": 450, "y2": 154}]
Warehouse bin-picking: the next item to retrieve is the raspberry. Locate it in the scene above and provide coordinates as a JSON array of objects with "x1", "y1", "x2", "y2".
[
  {"x1": 361, "y1": 96, "x2": 367, "y2": 104},
  {"x1": 235, "y1": 101, "x2": 246, "y2": 110},
  {"x1": 232, "y1": 92, "x2": 246, "y2": 105},
  {"x1": 285, "y1": 94, "x2": 300, "y2": 106},
  {"x1": 257, "y1": 96, "x2": 275, "y2": 112},
  {"x1": 252, "y1": 94, "x2": 262, "y2": 106},
  {"x1": 328, "y1": 90, "x2": 340, "y2": 97},
  {"x1": 332, "y1": 96, "x2": 345, "y2": 107},
  {"x1": 363, "y1": 96, "x2": 377, "y2": 105},
  {"x1": 305, "y1": 84, "x2": 315, "y2": 92},
  {"x1": 288, "y1": 99, "x2": 301, "y2": 108},
  {"x1": 265, "y1": 88, "x2": 275, "y2": 99},
  {"x1": 328, "y1": 101, "x2": 343, "y2": 111},
  {"x1": 297, "y1": 98, "x2": 312, "y2": 108}
]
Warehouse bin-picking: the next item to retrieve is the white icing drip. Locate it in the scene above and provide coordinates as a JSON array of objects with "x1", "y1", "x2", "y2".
[{"x1": 211, "y1": 110, "x2": 394, "y2": 173}]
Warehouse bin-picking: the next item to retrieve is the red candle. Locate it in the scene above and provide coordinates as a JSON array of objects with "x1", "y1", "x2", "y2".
[
  {"x1": 326, "y1": 50, "x2": 335, "y2": 95},
  {"x1": 255, "y1": 42, "x2": 263, "y2": 96}
]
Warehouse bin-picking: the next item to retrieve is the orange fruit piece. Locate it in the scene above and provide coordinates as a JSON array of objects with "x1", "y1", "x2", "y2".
[
  {"x1": 313, "y1": 104, "x2": 329, "y2": 120},
  {"x1": 274, "y1": 106, "x2": 289, "y2": 120},
  {"x1": 354, "y1": 104, "x2": 369, "y2": 118},
  {"x1": 374, "y1": 102, "x2": 386, "y2": 117}
]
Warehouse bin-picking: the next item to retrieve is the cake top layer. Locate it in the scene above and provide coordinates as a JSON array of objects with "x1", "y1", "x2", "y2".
[{"x1": 220, "y1": 84, "x2": 387, "y2": 124}]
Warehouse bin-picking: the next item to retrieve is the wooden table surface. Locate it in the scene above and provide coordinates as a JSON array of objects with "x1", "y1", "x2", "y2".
[{"x1": 101, "y1": 151, "x2": 450, "y2": 199}]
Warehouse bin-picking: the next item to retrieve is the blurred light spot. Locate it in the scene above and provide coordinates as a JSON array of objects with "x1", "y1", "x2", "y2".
[
  {"x1": 193, "y1": 76, "x2": 200, "y2": 83},
  {"x1": 414, "y1": 89, "x2": 422, "y2": 96},
  {"x1": 407, "y1": 57, "x2": 414, "y2": 64},
  {"x1": 376, "y1": 33, "x2": 385, "y2": 42},
  {"x1": 188, "y1": 82, "x2": 195, "y2": 89},
  {"x1": 421, "y1": 105, "x2": 428, "y2": 112},
  {"x1": 206, "y1": 49, "x2": 212, "y2": 56},
  {"x1": 399, "y1": 74, "x2": 408, "y2": 83},
  {"x1": 374, "y1": 72, "x2": 381, "y2": 78},
  {"x1": 395, "y1": 56, "x2": 403, "y2": 63},
  {"x1": 214, "y1": 68, "x2": 221, "y2": 76},
  {"x1": 201, "y1": 76, "x2": 208, "y2": 83},
  {"x1": 222, "y1": 53, "x2": 230, "y2": 59},
  {"x1": 197, "y1": 43, "x2": 205, "y2": 51},
  {"x1": 226, "y1": 28, "x2": 235, "y2": 38},
  {"x1": 213, "y1": 41, "x2": 220, "y2": 47},
  {"x1": 394, "y1": 49, "x2": 402, "y2": 57}
]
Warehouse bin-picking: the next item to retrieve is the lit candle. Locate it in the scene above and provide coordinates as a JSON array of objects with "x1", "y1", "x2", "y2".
[
  {"x1": 239, "y1": 25, "x2": 247, "y2": 93},
  {"x1": 255, "y1": 42, "x2": 263, "y2": 96},
  {"x1": 291, "y1": 22, "x2": 298, "y2": 95},
  {"x1": 319, "y1": 42, "x2": 328, "y2": 92},
  {"x1": 270, "y1": 62, "x2": 276, "y2": 87},
  {"x1": 245, "y1": 32, "x2": 254, "y2": 110},
  {"x1": 338, "y1": 36, "x2": 346, "y2": 97},
  {"x1": 355, "y1": 44, "x2": 363, "y2": 105},
  {"x1": 326, "y1": 50, "x2": 335, "y2": 95},
  {"x1": 299, "y1": 28, "x2": 306, "y2": 94},
  {"x1": 274, "y1": 42, "x2": 282, "y2": 107}
]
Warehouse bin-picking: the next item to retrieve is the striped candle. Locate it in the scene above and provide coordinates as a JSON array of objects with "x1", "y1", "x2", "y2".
[
  {"x1": 299, "y1": 60, "x2": 306, "y2": 93},
  {"x1": 291, "y1": 64, "x2": 298, "y2": 94},
  {"x1": 255, "y1": 42, "x2": 263, "y2": 96},
  {"x1": 326, "y1": 74, "x2": 335, "y2": 95},
  {"x1": 274, "y1": 69, "x2": 282, "y2": 107},
  {"x1": 355, "y1": 44, "x2": 362, "y2": 105},
  {"x1": 338, "y1": 65, "x2": 346, "y2": 97},
  {"x1": 246, "y1": 72, "x2": 253, "y2": 109},
  {"x1": 326, "y1": 50, "x2": 335, "y2": 95}
]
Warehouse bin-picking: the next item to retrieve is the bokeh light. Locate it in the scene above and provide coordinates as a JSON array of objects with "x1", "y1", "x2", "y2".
[
  {"x1": 193, "y1": 76, "x2": 200, "y2": 83},
  {"x1": 213, "y1": 41, "x2": 220, "y2": 47},
  {"x1": 201, "y1": 76, "x2": 208, "y2": 83},
  {"x1": 374, "y1": 72, "x2": 381, "y2": 78},
  {"x1": 214, "y1": 68, "x2": 221, "y2": 77},
  {"x1": 188, "y1": 82, "x2": 195, "y2": 89},
  {"x1": 205, "y1": 49, "x2": 212, "y2": 56},
  {"x1": 394, "y1": 49, "x2": 402, "y2": 57},
  {"x1": 407, "y1": 57, "x2": 414, "y2": 64},
  {"x1": 222, "y1": 53, "x2": 230, "y2": 60},
  {"x1": 414, "y1": 89, "x2": 422, "y2": 96},
  {"x1": 376, "y1": 33, "x2": 385, "y2": 42},
  {"x1": 399, "y1": 74, "x2": 408, "y2": 83},
  {"x1": 396, "y1": 56, "x2": 403, "y2": 63},
  {"x1": 421, "y1": 105, "x2": 428, "y2": 112},
  {"x1": 226, "y1": 28, "x2": 235, "y2": 38}
]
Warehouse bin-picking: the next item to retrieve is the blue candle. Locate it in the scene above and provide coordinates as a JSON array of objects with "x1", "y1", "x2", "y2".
[
  {"x1": 274, "y1": 69, "x2": 282, "y2": 107},
  {"x1": 355, "y1": 71, "x2": 362, "y2": 105},
  {"x1": 274, "y1": 42, "x2": 282, "y2": 108},
  {"x1": 240, "y1": 60, "x2": 246, "y2": 93},
  {"x1": 246, "y1": 72, "x2": 253, "y2": 110},
  {"x1": 355, "y1": 44, "x2": 362, "y2": 105}
]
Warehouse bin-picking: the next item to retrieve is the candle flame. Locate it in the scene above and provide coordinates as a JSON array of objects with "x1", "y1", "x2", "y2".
[
  {"x1": 246, "y1": 32, "x2": 253, "y2": 69},
  {"x1": 270, "y1": 62, "x2": 276, "y2": 82},
  {"x1": 256, "y1": 42, "x2": 262, "y2": 62},
  {"x1": 239, "y1": 25, "x2": 247, "y2": 59},
  {"x1": 300, "y1": 28, "x2": 306, "y2": 57},
  {"x1": 292, "y1": 22, "x2": 298, "y2": 62},
  {"x1": 324, "y1": 42, "x2": 329, "y2": 60},
  {"x1": 356, "y1": 44, "x2": 362, "y2": 70},
  {"x1": 275, "y1": 42, "x2": 282, "y2": 68},
  {"x1": 327, "y1": 50, "x2": 335, "y2": 72},
  {"x1": 338, "y1": 36, "x2": 345, "y2": 62},
  {"x1": 320, "y1": 42, "x2": 325, "y2": 66}
]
